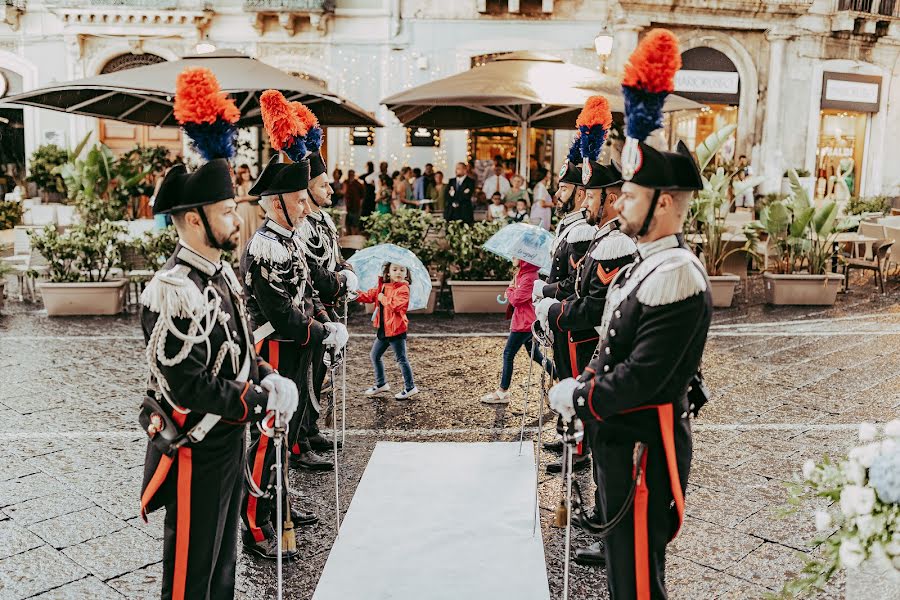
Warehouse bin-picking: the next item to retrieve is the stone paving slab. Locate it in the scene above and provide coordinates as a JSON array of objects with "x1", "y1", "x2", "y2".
[
  {"x1": 2, "y1": 491, "x2": 94, "y2": 526},
  {"x1": 61, "y1": 527, "x2": 160, "y2": 582},
  {"x1": 725, "y1": 541, "x2": 807, "y2": 590},
  {"x1": 670, "y1": 516, "x2": 763, "y2": 571},
  {"x1": 105, "y1": 562, "x2": 162, "y2": 598},
  {"x1": 29, "y1": 577, "x2": 124, "y2": 600},
  {"x1": 0, "y1": 545, "x2": 87, "y2": 600},
  {"x1": 28, "y1": 506, "x2": 127, "y2": 550},
  {"x1": 0, "y1": 520, "x2": 44, "y2": 560},
  {"x1": 0, "y1": 473, "x2": 62, "y2": 509}
]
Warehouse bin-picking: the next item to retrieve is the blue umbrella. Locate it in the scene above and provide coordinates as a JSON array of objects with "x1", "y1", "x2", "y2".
[
  {"x1": 346, "y1": 243, "x2": 432, "y2": 310},
  {"x1": 483, "y1": 222, "x2": 554, "y2": 276}
]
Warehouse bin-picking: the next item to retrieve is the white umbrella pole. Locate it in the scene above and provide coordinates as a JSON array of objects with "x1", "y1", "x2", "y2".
[{"x1": 518, "y1": 120, "x2": 530, "y2": 183}]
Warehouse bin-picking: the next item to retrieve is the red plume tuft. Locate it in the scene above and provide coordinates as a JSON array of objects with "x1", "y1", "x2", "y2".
[
  {"x1": 260, "y1": 90, "x2": 304, "y2": 151},
  {"x1": 173, "y1": 67, "x2": 240, "y2": 125},
  {"x1": 291, "y1": 101, "x2": 319, "y2": 130},
  {"x1": 575, "y1": 96, "x2": 612, "y2": 130},
  {"x1": 622, "y1": 29, "x2": 681, "y2": 94}
]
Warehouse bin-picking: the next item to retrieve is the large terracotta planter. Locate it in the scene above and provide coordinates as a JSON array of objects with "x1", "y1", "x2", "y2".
[
  {"x1": 708, "y1": 274, "x2": 741, "y2": 308},
  {"x1": 763, "y1": 272, "x2": 843, "y2": 306},
  {"x1": 447, "y1": 280, "x2": 509, "y2": 313},
  {"x1": 364, "y1": 280, "x2": 440, "y2": 315},
  {"x1": 38, "y1": 279, "x2": 127, "y2": 316}
]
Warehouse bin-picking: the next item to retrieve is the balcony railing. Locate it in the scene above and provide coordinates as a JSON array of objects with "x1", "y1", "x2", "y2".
[
  {"x1": 242, "y1": 0, "x2": 332, "y2": 11},
  {"x1": 837, "y1": 0, "x2": 900, "y2": 17},
  {"x1": 47, "y1": 1, "x2": 209, "y2": 8}
]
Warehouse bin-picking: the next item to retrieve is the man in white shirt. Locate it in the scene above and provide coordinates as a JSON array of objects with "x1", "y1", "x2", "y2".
[{"x1": 482, "y1": 162, "x2": 511, "y2": 201}]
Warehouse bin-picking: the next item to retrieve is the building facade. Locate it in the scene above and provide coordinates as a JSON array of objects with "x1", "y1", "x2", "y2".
[{"x1": 0, "y1": 0, "x2": 898, "y2": 197}]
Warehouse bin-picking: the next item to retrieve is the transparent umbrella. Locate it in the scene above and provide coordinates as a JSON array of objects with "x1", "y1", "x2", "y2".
[
  {"x1": 346, "y1": 244, "x2": 432, "y2": 311},
  {"x1": 483, "y1": 222, "x2": 554, "y2": 276}
]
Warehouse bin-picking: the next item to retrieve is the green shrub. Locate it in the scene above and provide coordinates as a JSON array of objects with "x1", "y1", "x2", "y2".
[
  {"x1": 361, "y1": 209, "x2": 443, "y2": 269},
  {"x1": 845, "y1": 195, "x2": 890, "y2": 216},
  {"x1": 443, "y1": 220, "x2": 513, "y2": 281},
  {"x1": 29, "y1": 221, "x2": 126, "y2": 282},
  {"x1": 0, "y1": 199, "x2": 23, "y2": 230},
  {"x1": 27, "y1": 144, "x2": 69, "y2": 195}
]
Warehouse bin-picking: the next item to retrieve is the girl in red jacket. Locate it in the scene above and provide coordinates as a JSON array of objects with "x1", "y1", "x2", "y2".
[
  {"x1": 481, "y1": 259, "x2": 555, "y2": 405},
  {"x1": 356, "y1": 262, "x2": 419, "y2": 399}
]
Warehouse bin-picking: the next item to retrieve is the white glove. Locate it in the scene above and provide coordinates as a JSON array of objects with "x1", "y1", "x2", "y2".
[
  {"x1": 261, "y1": 373, "x2": 299, "y2": 419},
  {"x1": 532, "y1": 279, "x2": 546, "y2": 304},
  {"x1": 549, "y1": 378, "x2": 579, "y2": 423},
  {"x1": 323, "y1": 321, "x2": 349, "y2": 351},
  {"x1": 341, "y1": 270, "x2": 359, "y2": 294},
  {"x1": 535, "y1": 297, "x2": 559, "y2": 334}
]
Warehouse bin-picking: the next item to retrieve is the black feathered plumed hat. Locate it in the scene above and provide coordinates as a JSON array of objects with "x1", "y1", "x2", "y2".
[
  {"x1": 582, "y1": 160, "x2": 623, "y2": 190},
  {"x1": 624, "y1": 141, "x2": 702, "y2": 191},
  {"x1": 248, "y1": 154, "x2": 311, "y2": 197}
]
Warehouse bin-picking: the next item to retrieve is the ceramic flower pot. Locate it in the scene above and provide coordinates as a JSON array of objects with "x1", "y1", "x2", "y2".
[
  {"x1": 708, "y1": 274, "x2": 741, "y2": 308},
  {"x1": 763, "y1": 272, "x2": 844, "y2": 306},
  {"x1": 447, "y1": 280, "x2": 509, "y2": 313},
  {"x1": 38, "y1": 279, "x2": 127, "y2": 316}
]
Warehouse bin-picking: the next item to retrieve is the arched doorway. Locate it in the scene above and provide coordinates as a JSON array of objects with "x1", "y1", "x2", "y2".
[
  {"x1": 98, "y1": 53, "x2": 182, "y2": 157},
  {"x1": 667, "y1": 47, "x2": 741, "y2": 161},
  {"x1": 0, "y1": 66, "x2": 26, "y2": 198}
]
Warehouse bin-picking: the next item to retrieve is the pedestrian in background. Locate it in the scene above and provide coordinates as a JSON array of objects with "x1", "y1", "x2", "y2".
[
  {"x1": 343, "y1": 169, "x2": 365, "y2": 234},
  {"x1": 362, "y1": 160, "x2": 377, "y2": 217},
  {"x1": 377, "y1": 174, "x2": 393, "y2": 214},
  {"x1": 483, "y1": 161, "x2": 511, "y2": 201},
  {"x1": 431, "y1": 170, "x2": 446, "y2": 213},
  {"x1": 331, "y1": 168, "x2": 344, "y2": 207},
  {"x1": 486, "y1": 191, "x2": 507, "y2": 222},
  {"x1": 503, "y1": 174, "x2": 529, "y2": 211},
  {"x1": 530, "y1": 169, "x2": 554, "y2": 230}
]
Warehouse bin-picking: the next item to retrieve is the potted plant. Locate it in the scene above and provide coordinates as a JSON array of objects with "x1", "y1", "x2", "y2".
[
  {"x1": 444, "y1": 220, "x2": 514, "y2": 313},
  {"x1": 29, "y1": 221, "x2": 128, "y2": 316},
  {"x1": 0, "y1": 199, "x2": 23, "y2": 231},
  {"x1": 688, "y1": 125, "x2": 764, "y2": 308},
  {"x1": 27, "y1": 144, "x2": 68, "y2": 203},
  {"x1": 115, "y1": 145, "x2": 173, "y2": 220},
  {"x1": 361, "y1": 210, "x2": 443, "y2": 314},
  {"x1": 781, "y1": 167, "x2": 815, "y2": 200},
  {"x1": 774, "y1": 421, "x2": 900, "y2": 598},
  {"x1": 753, "y1": 169, "x2": 852, "y2": 306}
]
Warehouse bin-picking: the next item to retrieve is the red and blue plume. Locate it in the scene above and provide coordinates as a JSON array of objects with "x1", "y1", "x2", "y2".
[
  {"x1": 621, "y1": 29, "x2": 681, "y2": 142},
  {"x1": 260, "y1": 90, "x2": 308, "y2": 163},
  {"x1": 174, "y1": 67, "x2": 240, "y2": 161},
  {"x1": 292, "y1": 102, "x2": 323, "y2": 154},
  {"x1": 566, "y1": 134, "x2": 582, "y2": 165},
  {"x1": 575, "y1": 96, "x2": 612, "y2": 163}
]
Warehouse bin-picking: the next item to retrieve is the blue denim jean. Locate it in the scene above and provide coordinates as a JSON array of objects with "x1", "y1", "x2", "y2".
[
  {"x1": 500, "y1": 331, "x2": 555, "y2": 391},
  {"x1": 371, "y1": 337, "x2": 415, "y2": 391}
]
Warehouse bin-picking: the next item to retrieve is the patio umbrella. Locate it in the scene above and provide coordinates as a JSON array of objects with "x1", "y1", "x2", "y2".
[
  {"x1": 346, "y1": 243, "x2": 432, "y2": 311},
  {"x1": 483, "y1": 222, "x2": 554, "y2": 276},
  {"x1": 382, "y1": 51, "x2": 703, "y2": 177},
  {"x1": 1, "y1": 49, "x2": 380, "y2": 128}
]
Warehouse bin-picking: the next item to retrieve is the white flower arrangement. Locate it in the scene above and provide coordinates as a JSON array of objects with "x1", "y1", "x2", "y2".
[{"x1": 775, "y1": 420, "x2": 900, "y2": 598}]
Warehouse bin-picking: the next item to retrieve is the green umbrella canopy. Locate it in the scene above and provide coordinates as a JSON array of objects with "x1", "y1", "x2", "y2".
[
  {"x1": 382, "y1": 51, "x2": 703, "y2": 129},
  {"x1": 2, "y1": 49, "x2": 381, "y2": 128}
]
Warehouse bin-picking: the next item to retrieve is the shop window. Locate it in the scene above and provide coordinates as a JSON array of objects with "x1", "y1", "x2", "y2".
[{"x1": 815, "y1": 109, "x2": 867, "y2": 200}]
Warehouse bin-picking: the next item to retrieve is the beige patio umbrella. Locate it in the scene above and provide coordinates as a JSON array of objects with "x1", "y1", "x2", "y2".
[
  {"x1": 2, "y1": 49, "x2": 380, "y2": 128},
  {"x1": 382, "y1": 51, "x2": 702, "y2": 178}
]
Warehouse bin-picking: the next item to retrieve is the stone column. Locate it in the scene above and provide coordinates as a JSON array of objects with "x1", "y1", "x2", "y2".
[
  {"x1": 760, "y1": 29, "x2": 791, "y2": 194},
  {"x1": 610, "y1": 23, "x2": 642, "y2": 77}
]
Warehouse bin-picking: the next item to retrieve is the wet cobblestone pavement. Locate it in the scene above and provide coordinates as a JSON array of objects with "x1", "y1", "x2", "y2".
[{"x1": 1, "y1": 274, "x2": 900, "y2": 599}]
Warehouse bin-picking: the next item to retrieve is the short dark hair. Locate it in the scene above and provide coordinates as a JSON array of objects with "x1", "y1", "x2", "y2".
[
  {"x1": 413, "y1": 168, "x2": 422, "y2": 177},
  {"x1": 334, "y1": 168, "x2": 343, "y2": 178},
  {"x1": 435, "y1": 171, "x2": 443, "y2": 177},
  {"x1": 425, "y1": 163, "x2": 433, "y2": 168},
  {"x1": 239, "y1": 163, "x2": 250, "y2": 170}
]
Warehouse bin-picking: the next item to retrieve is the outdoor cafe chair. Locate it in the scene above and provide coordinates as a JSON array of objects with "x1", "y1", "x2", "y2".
[
  {"x1": 6, "y1": 248, "x2": 50, "y2": 302},
  {"x1": 842, "y1": 239, "x2": 893, "y2": 294}
]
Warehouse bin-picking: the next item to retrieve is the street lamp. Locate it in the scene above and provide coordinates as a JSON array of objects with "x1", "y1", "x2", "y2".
[
  {"x1": 594, "y1": 30, "x2": 614, "y2": 73},
  {"x1": 195, "y1": 36, "x2": 216, "y2": 54}
]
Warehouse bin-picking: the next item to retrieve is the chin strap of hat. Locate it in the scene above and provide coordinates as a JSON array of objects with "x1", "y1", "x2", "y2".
[
  {"x1": 557, "y1": 186, "x2": 578, "y2": 217},
  {"x1": 277, "y1": 194, "x2": 294, "y2": 229},
  {"x1": 636, "y1": 189, "x2": 661, "y2": 238},
  {"x1": 195, "y1": 206, "x2": 225, "y2": 251}
]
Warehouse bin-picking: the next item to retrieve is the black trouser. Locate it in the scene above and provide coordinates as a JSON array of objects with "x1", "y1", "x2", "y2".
[
  {"x1": 161, "y1": 432, "x2": 243, "y2": 600},
  {"x1": 242, "y1": 339, "x2": 311, "y2": 541},
  {"x1": 594, "y1": 440, "x2": 683, "y2": 600}
]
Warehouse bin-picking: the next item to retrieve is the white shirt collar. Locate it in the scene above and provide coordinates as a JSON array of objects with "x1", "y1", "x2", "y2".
[
  {"x1": 176, "y1": 241, "x2": 220, "y2": 276},
  {"x1": 637, "y1": 234, "x2": 680, "y2": 259},
  {"x1": 264, "y1": 218, "x2": 293, "y2": 238}
]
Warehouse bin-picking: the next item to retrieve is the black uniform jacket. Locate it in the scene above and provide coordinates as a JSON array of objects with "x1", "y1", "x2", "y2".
[
  {"x1": 298, "y1": 210, "x2": 351, "y2": 317},
  {"x1": 241, "y1": 219, "x2": 346, "y2": 345},
  {"x1": 572, "y1": 234, "x2": 712, "y2": 535},
  {"x1": 140, "y1": 243, "x2": 273, "y2": 516},
  {"x1": 542, "y1": 209, "x2": 595, "y2": 299},
  {"x1": 548, "y1": 219, "x2": 637, "y2": 348}
]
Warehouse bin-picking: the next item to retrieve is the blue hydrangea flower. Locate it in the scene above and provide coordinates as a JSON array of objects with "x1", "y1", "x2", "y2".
[{"x1": 869, "y1": 448, "x2": 900, "y2": 504}]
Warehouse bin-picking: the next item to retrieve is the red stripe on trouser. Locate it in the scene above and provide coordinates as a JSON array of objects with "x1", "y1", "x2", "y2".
[
  {"x1": 140, "y1": 455, "x2": 173, "y2": 522},
  {"x1": 657, "y1": 404, "x2": 686, "y2": 540},
  {"x1": 268, "y1": 340, "x2": 280, "y2": 370},
  {"x1": 633, "y1": 450, "x2": 650, "y2": 600},
  {"x1": 245, "y1": 434, "x2": 270, "y2": 543},
  {"x1": 173, "y1": 447, "x2": 192, "y2": 600}
]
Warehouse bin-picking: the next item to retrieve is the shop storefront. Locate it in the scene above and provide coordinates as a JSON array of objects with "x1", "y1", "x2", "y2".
[
  {"x1": 814, "y1": 72, "x2": 881, "y2": 200},
  {"x1": 467, "y1": 126, "x2": 553, "y2": 186},
  {"x1": 665, "y1": 47, "x2": 741, "y2": 162}
]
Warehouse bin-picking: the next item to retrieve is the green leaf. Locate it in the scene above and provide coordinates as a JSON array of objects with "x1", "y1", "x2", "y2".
[
  {"x1": 787, "y1": 169, "x2": 811, "y2": 209},
  {"x1": 812, "y1": 201, "x2": 838, "y2": 238},
  {"x1": 695, "y1": 124, "x2": 737, "y2": 172},
  {"x1": 69, "y1": 131, "x2": 92, "y2": 161},
  {"x1": 733, "y1": 175, "x2": 766, "y2": 198}
]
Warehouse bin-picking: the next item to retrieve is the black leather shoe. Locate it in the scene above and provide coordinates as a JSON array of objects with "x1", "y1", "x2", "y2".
[
  {"x1": 290, "y1": 509, "x2": 319, "y2": 527},
  {"x1": 543, "y1": 439, "x2": 564, "y2": 453},
  {"x1": 545, "y1": 450, "x2": 591, "y2": 474},
  {"x1": 573, "y1": 508, "x2": 604, "y2": 532},
  {"x1": 241, "y1": 526, "x2": 300, "y2": 561},
  {"x1": 289, "y1": 450, "x2": 334, "y2": 471},
  {"x1": 308, "y1": 432, "x2": 343, "y2": 452},
  {"x1": 573, "y1": 541, "x2": 606, "y2": 567}
]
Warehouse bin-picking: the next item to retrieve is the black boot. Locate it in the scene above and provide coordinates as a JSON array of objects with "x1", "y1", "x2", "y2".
[
  {"x1": 308, "y1": 432, "x2": 343, "y2": 452},
  {"x1": 241, "y1": 525, "x2": 300, "y2": 561},
  {"x1": 545, "y1": 450, "x2": 591, "y2": 474},
  {"x1": 291, "y1": 509, "x2": 319, "y2": 527},
  {"x1": 289, "y1": 449, "x2": 334, "y2": 471},
  {"x1": 542, "y1": 438, "x2": 564, "y2": 453},
  {"x1": 573, "y1": 540, "x2": 606, "y2": 567}
]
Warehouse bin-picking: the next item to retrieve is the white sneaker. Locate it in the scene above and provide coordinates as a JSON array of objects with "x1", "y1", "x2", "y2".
[
  {"x1": 364, "y1": 384, "x2": 390, "y2": 396},
  {"x1": 395, "y1": 386, "x2": 420, "y2": 400},
  {"x1": 480, "y1": 390, "x2": 510, "y2": 405}
]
